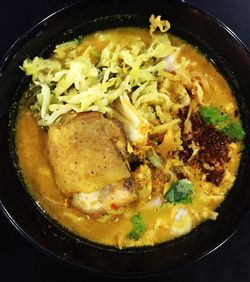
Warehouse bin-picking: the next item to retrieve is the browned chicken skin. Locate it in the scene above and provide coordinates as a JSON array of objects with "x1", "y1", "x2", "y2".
[{"x1": 48, "y1": 112, "x2": 137, "y2": 215}]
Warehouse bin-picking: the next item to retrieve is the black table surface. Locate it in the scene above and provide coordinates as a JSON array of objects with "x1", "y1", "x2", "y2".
[{"x1": 0, "y1": 0, "x2": 250, "y2": 281}]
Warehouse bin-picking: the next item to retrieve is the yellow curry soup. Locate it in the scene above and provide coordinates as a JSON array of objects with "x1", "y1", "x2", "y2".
[{"x1": 16, "y1": 16, "x2": 244, "y2": 248}]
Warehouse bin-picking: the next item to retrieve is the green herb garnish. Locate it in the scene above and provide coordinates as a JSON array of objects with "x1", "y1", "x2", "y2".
[
  {"x1": 220, "y1": 122, "x2": 245, "y2": 140},
  {"x1": 127, "y1": 214, "x2": 147, "y2": 240},
  {"x1": 75, "y1": 35, "x2": 83, "y2": 44},
  {"x1": 164, "y1": 179, "x2": 194, "y2": 204},
  {"x1": 199, "y1": 106, "x2": 228, "y2": 127},
  {"x1": 199, "y1": 106, "x2": 245, "y2": 141}
]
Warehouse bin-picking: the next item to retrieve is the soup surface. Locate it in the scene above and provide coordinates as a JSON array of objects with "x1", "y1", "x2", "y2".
[{"x1": 16, "y1": 16, "x2": 244, "y2": 248}]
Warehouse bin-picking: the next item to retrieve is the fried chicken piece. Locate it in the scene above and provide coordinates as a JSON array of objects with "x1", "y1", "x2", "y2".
[{"x1": 48, "y1": 112, "x2": 137, "y2": 215}]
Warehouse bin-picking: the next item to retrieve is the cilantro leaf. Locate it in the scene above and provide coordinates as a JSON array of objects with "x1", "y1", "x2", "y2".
[
  {"x1": 127, "y1": 214, "x2": 147, "y2": 240},
  {"x1": 199, "y1": 106, "x2": 245, "y2": 141},
  {"x1": 199, "y1": 106, "x2": 228, "y2": 126},
  {"x1": 164, "y1": 179, "x2": 193, "y2": 204},
  {"x1": 221, "y1": 121, "x2": 245, "y2": 141}
]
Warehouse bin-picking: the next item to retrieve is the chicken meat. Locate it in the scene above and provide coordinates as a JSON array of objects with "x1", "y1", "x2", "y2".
[{"x1": 48, "y1": 112, "x2": 137, "y2": 216}]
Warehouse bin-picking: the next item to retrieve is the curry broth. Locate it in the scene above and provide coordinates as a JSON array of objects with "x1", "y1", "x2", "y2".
[{"x1": 16, "y1": 28, "x2": 241, "y2": 247}]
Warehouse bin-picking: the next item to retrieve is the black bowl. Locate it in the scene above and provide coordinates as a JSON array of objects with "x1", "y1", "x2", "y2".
[{"x1": 0, "y1": 0, "x2": 250, "y2": 277}]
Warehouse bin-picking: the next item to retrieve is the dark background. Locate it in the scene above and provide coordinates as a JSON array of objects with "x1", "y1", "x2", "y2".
[{"x1": 0, "y1": 0, "x2": 250, "y2": 281}]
